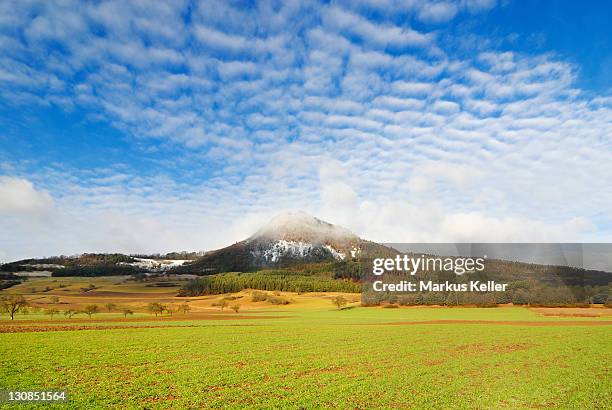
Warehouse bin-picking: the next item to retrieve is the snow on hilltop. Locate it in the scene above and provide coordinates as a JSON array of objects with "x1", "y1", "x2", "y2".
[
  {"x1": 261, "y1": 239, "x2": 320, "y2": 263},
  {"x1": 247, "y1": 211, "x2": 360, "y2": 262},
  {"x1": 250, "y1": 211, "x2": 358, "y2": 244},
  {"x1": 120, "y1": 258, "x2": 191, "y2": 272},
  {"x1": 173, "y1": 211, "x2": 376, "y2": 273}
]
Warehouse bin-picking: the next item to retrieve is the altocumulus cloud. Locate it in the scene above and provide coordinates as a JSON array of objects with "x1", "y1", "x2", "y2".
[{"x1": 0, "y1": 0, "x2": 611, "y2": 260}]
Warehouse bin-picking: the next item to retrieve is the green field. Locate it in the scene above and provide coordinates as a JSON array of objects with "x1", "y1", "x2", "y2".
[{"x1": 1, "y1": 301, "x2": 611, "y2": 409}]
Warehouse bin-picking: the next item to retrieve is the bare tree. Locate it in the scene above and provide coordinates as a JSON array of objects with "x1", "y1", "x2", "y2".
[
  {"x1": 121, "y1": 308, "x2": 134, "y2": 318},
  {"x1": 1, "y1": 295, "x2": 28, "y2": 320},
  {"x1": 165, "y1": 305, "x2": 174, "y2": 316},
  {"x1": 331, "y1": 295, "x2": 348, "y2": 310},
  {"x1": 64, "y1": 309, "x2": 78, "y2": 319},
  {"x1": 103, "y1": 303, "x2": 116, "y2": 313},
  {"x1": 218, "y1": 299, "x2": 228, "y2": 311},
  {"x1": 45, "y1": 308, "x2": 59, "y2": 319},
  {"x1": 178, "y1": 303, "x2": 191, "y2": 314},
  {"x1": 231, "y1": 304, "x2": 240, "y2": 313},
  {"x1": 146, "y1": 302, "x2": 164, "y2": 317},
  {"x1": 84, "y1": 304, "x2": 99, "y2": 318}
]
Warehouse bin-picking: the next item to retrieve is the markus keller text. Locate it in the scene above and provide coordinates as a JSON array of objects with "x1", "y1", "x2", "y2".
[{"x1": 372, "y1": 280, "x2": 508, "y2": 292}]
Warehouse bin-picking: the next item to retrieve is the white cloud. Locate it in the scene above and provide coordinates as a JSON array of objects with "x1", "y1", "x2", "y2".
[
  {"x1": 431, "y1": 99, "x2": 460, "y2": 113},
  {"x1": 319, "y1": 160, "x2": 360, "y2": 224},
  {"x1": 417, "y1": 2, "x2": 459, "y2": 23},
  {"x1": 0, "y1": 176, "x2": 54, "y2": 215},
  {"x1": 324, "y1": 6, "x2": 432, "y2": 48},
  {"x1": 329, "y1": 202, "x2": 594, "y2": 244},
  {"x1": 461, "y1": 0, "x2": 496, "y2": 13},
  {"x1": 392, "y1": 81, "x2": 435, "y2": 96},
  {"x1": 218, "y1": 60, "x2": 259, "y2": 81},
  {"x1": 194, "y1": 25, "x2": 249, "y2": 53}
]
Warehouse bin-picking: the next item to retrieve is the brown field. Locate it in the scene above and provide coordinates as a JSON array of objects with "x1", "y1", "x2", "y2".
[
  {"x1": 530, "y1": 307, "x2": 612, "y2": 317},
  {"x1": 386, "y1": 319, "x2": 612, "y2": 326}
]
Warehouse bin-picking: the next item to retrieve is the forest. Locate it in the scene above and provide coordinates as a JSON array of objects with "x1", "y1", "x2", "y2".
[{"x1": 179, "y1": 270, "x2": 361, "y2": 296}]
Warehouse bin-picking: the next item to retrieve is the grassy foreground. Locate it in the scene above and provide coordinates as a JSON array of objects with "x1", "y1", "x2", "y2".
[{"x1": 1, "y1": 296, "x2": 611, "y2": 409}]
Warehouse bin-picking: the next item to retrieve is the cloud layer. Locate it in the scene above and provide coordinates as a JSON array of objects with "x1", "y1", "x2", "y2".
[{"x1": 0, "y1": 0, "x2": 611, "y2": 260}]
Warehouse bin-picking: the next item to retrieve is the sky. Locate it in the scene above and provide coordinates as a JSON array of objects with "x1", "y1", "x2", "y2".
[{"x1": 0, "y1": 0, "x2": 611, "y2": 261}]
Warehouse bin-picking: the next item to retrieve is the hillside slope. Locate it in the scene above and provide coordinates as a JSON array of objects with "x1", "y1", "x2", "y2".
[{"x1": 175, "y1": 212, "x2": 394, "y2": 274}]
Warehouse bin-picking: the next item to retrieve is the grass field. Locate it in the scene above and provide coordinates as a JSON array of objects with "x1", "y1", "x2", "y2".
[{"x1": 1, "y1": 278, "x2": 611, "y2": 409}]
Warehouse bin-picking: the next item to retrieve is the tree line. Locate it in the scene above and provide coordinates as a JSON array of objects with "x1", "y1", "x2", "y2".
[
  {"x1": 0, "y1": 296, "x2": 195, "y2": 320},
  {"x1": 179, "y1": 271, "x2": 361, "y2": 296},
  {"x1": 362, "y1": 282, "x2": 611, "y2": 307}
]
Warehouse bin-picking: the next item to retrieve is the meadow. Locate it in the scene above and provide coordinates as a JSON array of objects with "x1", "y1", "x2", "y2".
[{"x1": 0, "y1": 277, "x2": 611, "y2": 409}]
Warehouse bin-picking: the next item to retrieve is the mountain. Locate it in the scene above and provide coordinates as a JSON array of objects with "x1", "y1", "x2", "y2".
[
  {"x1": 175, "y1": 211, "x2": 383, "y2": 274},
  {"x1": 1, "y1": 212, "x2": 393, "y2": 277}
]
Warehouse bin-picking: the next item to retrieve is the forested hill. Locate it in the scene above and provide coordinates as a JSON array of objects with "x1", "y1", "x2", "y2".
[{"x1": 0, "y1": 253, "x2": 142, "y2": 276}]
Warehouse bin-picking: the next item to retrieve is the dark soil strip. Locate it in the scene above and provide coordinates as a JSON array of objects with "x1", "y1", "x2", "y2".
[
  {"x1": 4, "y1": 313, "x2": 287, "y2": 325},
  {"x1": 0, "y1": 323, "x2": 263, "y2": 333},
  {"x1": 384, "y1": 320, "x2": 612, "y2": 327}
]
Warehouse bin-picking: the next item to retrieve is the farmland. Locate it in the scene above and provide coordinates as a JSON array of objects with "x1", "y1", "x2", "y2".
[{"x1": 1, "y1": 277, "x2": 611, "y2": 409}]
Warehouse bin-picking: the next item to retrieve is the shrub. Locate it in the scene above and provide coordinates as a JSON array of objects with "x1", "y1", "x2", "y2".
[
  {"x1": 212, "y1": 299, "x2": 228, "y2": 311},
  {"x1": 0, "y1": 280, "x2": 21, "y2": 290},
  {"x1": 382, "y1": 303, "x2": 399, "y2": 309},
  {"x1": 531, "y1": 303, "x2": 590, "y2": 308},
  {"x1": 476, "y1": 303, "x2": 498, "y2": 308},
  {"x1": 267, "y1": 296, "x2": 290, "y2": 305},
  {"x1": 398, "y1": 294, "x2": 422, "y2": 306},
  {"x1": 178, "y1": 303, "x2": 191, "y2": 314},
  {"x1": 222, "y1": 295, "x2": 242, "y2": 301},
  {"x1": 251, "y1": 291, "x2": 268, "y2": 302},
  {"x1": 331, "y1": 295, "x2": 348, "y2": 309}
]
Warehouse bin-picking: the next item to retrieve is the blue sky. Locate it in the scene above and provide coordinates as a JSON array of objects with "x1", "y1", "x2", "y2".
[{"x1": 0, "y1": 0, "x2": 611, "y2": 261}]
